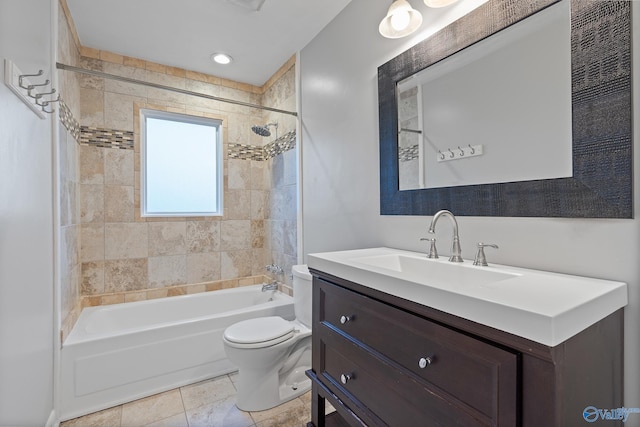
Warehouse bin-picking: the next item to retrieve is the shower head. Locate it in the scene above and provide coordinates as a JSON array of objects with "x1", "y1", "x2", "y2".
[{"x1": 251, "y1": 122, "x2": 278, "y2": 137}]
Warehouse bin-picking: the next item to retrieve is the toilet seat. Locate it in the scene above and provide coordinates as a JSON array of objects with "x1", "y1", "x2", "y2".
[{"x1": 224, "y1": 316, "x2": 294, "y2": 349}]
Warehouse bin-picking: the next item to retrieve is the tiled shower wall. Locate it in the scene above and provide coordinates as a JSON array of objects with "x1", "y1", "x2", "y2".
[
  {"x1": 56, "y1": 0, "x2": 297, "y2": 337},
  {"x1": 57, "y1": 0, "x2": 82, "y2": 336}
]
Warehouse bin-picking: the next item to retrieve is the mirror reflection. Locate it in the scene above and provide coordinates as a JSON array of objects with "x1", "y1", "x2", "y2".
[{"x1": 397, "y1": 1, "x2": 572, "y2": 191}]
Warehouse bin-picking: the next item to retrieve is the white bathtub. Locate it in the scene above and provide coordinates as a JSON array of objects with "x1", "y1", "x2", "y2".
[{"x1": 60, "y1": 285, "x2": 294, "y2": 421}]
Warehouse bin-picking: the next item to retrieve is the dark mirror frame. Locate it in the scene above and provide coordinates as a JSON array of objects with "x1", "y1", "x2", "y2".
[{"x1": 378, "y1": 0, "x2": 632, "y2": 218}]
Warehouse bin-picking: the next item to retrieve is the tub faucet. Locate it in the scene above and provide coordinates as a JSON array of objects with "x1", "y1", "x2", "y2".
[
  {"x1": 262, "y1": 282, "x2": 278, "y2": 292},
  {"x1": 265, "y1": 264, "x2": 284, "y2": 275},
  {"x1": 428, "y1": 210, "x2": 463, "y2": 262}
]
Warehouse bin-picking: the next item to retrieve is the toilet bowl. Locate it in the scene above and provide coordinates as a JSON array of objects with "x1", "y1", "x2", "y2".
[{"x1": 223, "y1": 264, "x2": 313, "y2": 412}]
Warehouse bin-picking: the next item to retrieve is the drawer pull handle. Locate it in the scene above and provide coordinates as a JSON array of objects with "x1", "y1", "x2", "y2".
[
  {"x1": 340, "y1": 315, "x2": 351, "y2": 324},
  {"x1": 340, "y1": 373, "x2": 353, "y2": 384},
  {"x1": 418, "y1": 357, "x2": 433, "y2": 369}
]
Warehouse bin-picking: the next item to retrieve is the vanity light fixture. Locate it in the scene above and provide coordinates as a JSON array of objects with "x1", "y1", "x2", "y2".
[
  {"x1": 424, "y1": 0, "x2": 459, "y2": 7},
  {"x1": 379, "y1": 0, "x2": 423, "y2": 39},
  {"x1": 211, "y1": 53, "x2": 233, "y2": 65}
]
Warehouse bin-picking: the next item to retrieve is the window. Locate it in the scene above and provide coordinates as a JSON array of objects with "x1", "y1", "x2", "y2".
[{"x1": 140, "y1": 109, "x2": 223, "y2": 217}]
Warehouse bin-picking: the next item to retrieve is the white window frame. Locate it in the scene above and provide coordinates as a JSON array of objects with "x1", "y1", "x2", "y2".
[{"x1": 140, "y1": 109, "x2": 223, "y2": 217}]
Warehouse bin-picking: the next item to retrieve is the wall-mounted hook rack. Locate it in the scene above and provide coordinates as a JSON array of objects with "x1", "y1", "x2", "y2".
[
  {"x1": 436, "y1": 144, "x2": 483, "y2": 163},
  {"x1": 4, "y1": 59, "x2": 57, "y2": 119}
]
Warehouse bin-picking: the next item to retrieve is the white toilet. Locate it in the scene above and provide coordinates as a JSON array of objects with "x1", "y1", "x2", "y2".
[{"x1": 223, "y1": 264, "x2": 313, "y2": 412}]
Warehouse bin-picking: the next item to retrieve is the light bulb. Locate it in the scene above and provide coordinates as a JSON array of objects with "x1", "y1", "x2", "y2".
[
  {"x1": 390, "y1": 10, "x2": 411, "y2": 31},
  {"x1": 211, "y1": 53, "x2": 232, "y2": 65}
]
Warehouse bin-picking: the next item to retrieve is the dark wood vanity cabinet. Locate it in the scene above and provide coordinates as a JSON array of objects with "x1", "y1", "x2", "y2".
[{"x1": 306, "y1": 270, "x2": 624, "y2": 427}]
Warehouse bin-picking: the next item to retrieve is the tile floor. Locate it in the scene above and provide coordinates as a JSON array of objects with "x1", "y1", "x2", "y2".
[{"x1": 60, "y1": 372, "x2": 322, "y2": 427}]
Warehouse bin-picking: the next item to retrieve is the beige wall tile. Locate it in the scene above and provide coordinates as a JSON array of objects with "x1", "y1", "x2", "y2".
[
  {"x1": 146, "y1": 288, "x2": 168, "y2": 299},
  {"x1": 186, "y1": 252, "x2": 221, "y2": 284},
  {"x1": 145, "y1": 70, "x2": 186, "y2": 104},
  {"x1": 80, "y1": 87, "x2": 105, "y2": 128},
  {"x1": 103, "y1": 62, "x2": 147, "y2": 97},
  {"x1": 250, "y1": 160, "x2": 270, "y2": 190},
  {"x1": 251, "y1": 250, "x2": 269, "y2": 277},
  {"x1": 80, "y1": 184, "x2": 104, "y2": 224},
  {"x1": 148, "y1": 222, "x2": 187, "y2": 256},
  {"x1": 81, "y1": 261, "x2": 105, "y2": 295},
  {"x1": 123, "y1": 56, "x2": 146, "y2": 69},
  {"x1": 283, "y1": 219, "x2": 297, "y2": 257},
  {"x1": 99, "y1": 50, "x2": 123, "y2": 64},
  {"x1": 104, "y1": 185, "x2": 134, "y2": 222},
  {"x1": 79, "y1": 145, "x2": 104, "y2": 185},
  {"x1": 78, "y1": 57, "x2": 104, "y2": 91},
  {"x1": 224, "y1": 190, "x2": 251, "y2": 220},
  {"x1": 145, "y1": 61, "x2": 167, "y2": 74},
  {"x1": 251, "y1": 220, "x2": 265, "y2": 249},
  {"x1": 105, "y1": 222, "x2": 148, "y2": 259},
  {"x1": 104, "y1": 148, "x2": 134, "y2": 185},
  {"x1": 220, "y1": 250, "x2": 252, "y2": 280},
  {"x1": 104, "y1": 91, "x2": 145, "y2": 131},
  {"x1": 167, "y1": 286, "x2": 187, "y2": 297},
  {"x1": 186, "y1": 221, "x2": 220, "y2": 253},
  {"x1": 148, "y1": 255, "x2": 187, "y2": 288},
  {"x1": 125, "y1": 291, "x2": 147, "y2": 303},
  {"x1": 186, "y1": 284, "x2": 206, "y2": 294},
  {"x1": 220, "y1": 220, "x2": 251, "y2": 250},
  {"x1": 104, "y1": 258, "x2": 148, "y2": 293},
  {"x1": 101, "y1": 294, "x2": 125, "y2": 305},
  {"x1": 81, "y1": 223, "x2": 104, "y2": 262},
  {"x1": 250, "y1": 190, "x2": 269, "y2": 219},
  {"x1": 166, "y1": 66, "x2": 186, "y2": 78},
  {"x1": 228, "y1": 159, "x2": 251, "y2": 189}
]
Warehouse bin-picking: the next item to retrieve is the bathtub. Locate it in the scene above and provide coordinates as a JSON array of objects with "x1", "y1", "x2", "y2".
[{"x1": 60, "y1": 285, "x2": 294, "y2": 421}]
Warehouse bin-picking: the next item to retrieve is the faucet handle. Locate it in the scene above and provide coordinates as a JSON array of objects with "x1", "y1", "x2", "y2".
[
  {"x1": 473, "y1": 243, "x2": 498, "y2": 266},
  {"x1": 420, "y1": 237, "x2": 439, "y2": 259}
]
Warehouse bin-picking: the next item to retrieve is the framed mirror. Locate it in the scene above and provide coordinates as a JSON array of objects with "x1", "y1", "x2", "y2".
[{"x1": 378, "y1": 0, "x2": 632, "y2": 218}]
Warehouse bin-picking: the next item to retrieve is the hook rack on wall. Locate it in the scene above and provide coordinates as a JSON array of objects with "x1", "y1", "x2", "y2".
[
  {"x1": 4, "y1": 59, "x2": 59, "y2": 119},
  {"x1": 436, "y1": 144, "x2": 484, "y2": 163}
]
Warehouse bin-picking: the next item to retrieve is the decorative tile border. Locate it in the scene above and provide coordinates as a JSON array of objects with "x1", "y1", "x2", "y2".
[
  {"x1": 228, "y1": 143, "x2": 265, "y2": 161},
  {"x1": 59, "y1": 99, "x2": 81, "y2": 142},
  {"x1": 76, "y1": 125, "x2": 295, "y2": 159},
  {"x1": 81, "y1": 275, "x2": 272, "y2": 308},
  {"x1": 229, "y1": 129, "x2": 297, "y2": 161},
  {"x1": 399, "y1": 144, "x2": 419, "y2": 162},
  {"x1": 264, "y1": 130, "x2": 296, "y2": 160},
  {"x1": 80, "y1": 126, "x2": 135, "y2": 150}
]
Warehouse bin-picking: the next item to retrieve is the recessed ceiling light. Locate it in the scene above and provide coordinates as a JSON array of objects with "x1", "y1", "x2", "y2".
[{"x1": 211, "y1": 53, "x2": 233, "y2": 65}]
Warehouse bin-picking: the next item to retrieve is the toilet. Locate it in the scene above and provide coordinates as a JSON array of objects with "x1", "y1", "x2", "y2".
[{"x1": 223, "y1": 264, "x2": 313, "y2": 412}]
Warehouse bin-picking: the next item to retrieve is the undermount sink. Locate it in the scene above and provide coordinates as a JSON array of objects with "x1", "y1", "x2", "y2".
[
  {"x1": 307, "y1": 247, "x2": 628, "y2": 346},
  {"x1": 351, "y1": 253, "x2": 519, "y2": 288}
]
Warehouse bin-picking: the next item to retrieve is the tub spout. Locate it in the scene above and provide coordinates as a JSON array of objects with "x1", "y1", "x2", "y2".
[{"x1": 262, "y1": 282, "x2": 278, "y2": 292}]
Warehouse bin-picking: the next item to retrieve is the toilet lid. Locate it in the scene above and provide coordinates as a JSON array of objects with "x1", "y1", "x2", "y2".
[{"x1": 224, "y1": 316, "x2": 294, "y2": 347}]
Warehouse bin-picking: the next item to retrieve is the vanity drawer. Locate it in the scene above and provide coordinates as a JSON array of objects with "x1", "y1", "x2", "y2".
[
  {"x1": 317, "y1": 278, "x2": 518, "y2": 423},
  {"x1": 318, "y1": 329, "x2": 492, "y2": 426}
]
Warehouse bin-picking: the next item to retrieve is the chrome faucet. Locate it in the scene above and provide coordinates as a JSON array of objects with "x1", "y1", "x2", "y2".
[
  {"x1": 262, "y1": 282, "x2": 278, "y2": 292},
  {"x1": 428, "y1": 210, "x2": 463, "y2": 262},
  {"x1": 265, "y1": 264, "x2": 284, "y2": 275}
]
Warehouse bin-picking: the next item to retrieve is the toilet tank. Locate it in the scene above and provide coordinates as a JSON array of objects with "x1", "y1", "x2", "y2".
[{"x1": 292, "y1": 264, "x2": 312, "y2": 328}]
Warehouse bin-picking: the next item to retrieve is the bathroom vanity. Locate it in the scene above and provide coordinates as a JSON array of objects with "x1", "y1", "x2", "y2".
[{"x1": 305, "y1": 248, "x2": 627, "y2": 427}]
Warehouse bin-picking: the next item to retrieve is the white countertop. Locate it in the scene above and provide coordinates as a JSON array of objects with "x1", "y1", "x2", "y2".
[{"x1": 307, "y1": 247, "x2": 628, "y2": 347}]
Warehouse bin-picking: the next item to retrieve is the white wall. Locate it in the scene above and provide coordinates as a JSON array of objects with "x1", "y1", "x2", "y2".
[
  {"x1": 0, "y1": 1, "x2": 55, "y2": 426},
  {"x1": 300, "y1": 0, "x2": 640, "y2": 423}
]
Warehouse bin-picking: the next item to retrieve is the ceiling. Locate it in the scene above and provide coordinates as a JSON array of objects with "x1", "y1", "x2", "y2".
[{"x1": 66, "y1": 0, "x2": 352, "y2": 87}]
